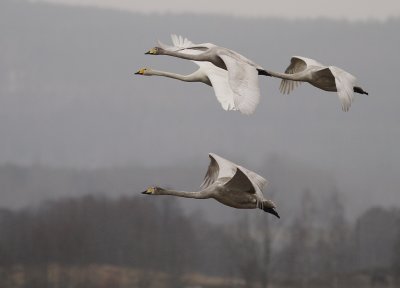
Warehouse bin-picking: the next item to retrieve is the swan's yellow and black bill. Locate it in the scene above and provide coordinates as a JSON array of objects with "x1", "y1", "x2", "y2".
[
  {"x1": 145, "y1": 47, "x2": 157, "y2": 55},
  {"x1": 141, "y1": 187, "x2": 155, "y2": 194},
  {"x1": 135, "y1": 68, "x2": 146, "y2": 75}
]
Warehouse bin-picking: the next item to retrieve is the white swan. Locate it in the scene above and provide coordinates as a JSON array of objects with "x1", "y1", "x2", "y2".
[
  {"x1": 144, "y1": 34, "x2": 267, "y2": 115},
  {"x1": 142, "y1": 153, "x2": 280, "y2": 218},
  {"x1": 135, "y1": 67, "x2": 235, "y2": 111},
  {"x1": 266, "y1": 56, "x2": 368, "y2": 111}
]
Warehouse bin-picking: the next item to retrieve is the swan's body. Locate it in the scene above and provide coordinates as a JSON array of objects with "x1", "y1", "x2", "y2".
[
  {"x1": 266, "y1": 56, "x2": 368, "y2": 111},
  {"x1": 142, "y1": 153, "x2": 279, "y2": 218},
  {"x1": 144, "y1": 35, "x2": 266, "y2": 115}
]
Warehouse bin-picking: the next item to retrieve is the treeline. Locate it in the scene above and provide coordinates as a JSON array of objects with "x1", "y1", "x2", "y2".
[
  {"x1": 272, "y1": 190, "x2": 400, "y2": 287},
  {"x1": 0, "y1": 192, "x2": 400, "y2": 288},
  {"x1": 0, "y1": 195, "x2": 254, "y2": 287},
  {"x1": 0, "y1": 195, "x2": 199, "y2": 270}
]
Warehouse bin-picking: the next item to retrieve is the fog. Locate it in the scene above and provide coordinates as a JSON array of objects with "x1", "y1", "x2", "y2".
[
  {"x1": 1, "y1": 0, "x2": 399, "y2": 217},
  {"x1": 0, "y1": 0, "x2": 399, "y2": 287},
  {"x1": 33, "y1": 0, "x2": 400, "y2": 20}
]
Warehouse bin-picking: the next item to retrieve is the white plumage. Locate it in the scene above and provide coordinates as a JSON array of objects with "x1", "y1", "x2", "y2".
[
  {"x1": 142, "y1": 153, "x2": 279, "y2": 218},
  {"x1": 146, "y1": 34, "x2": 265, "y2": 115},
  {"x1": 159, "y1": 34, "x2": 237, "y2": 111},
  {"x1": 269, "y1": 56, "x2": 368, "y2": 112}
]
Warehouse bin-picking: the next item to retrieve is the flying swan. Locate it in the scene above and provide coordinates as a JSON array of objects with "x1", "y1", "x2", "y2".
[
  {"x1": 266, "y1": 56, "x2": 368, "y2": 111},
  {"x1": 135, "y1": 65, "x2": 237, "y2": 112},
  {"x1": 142, "y1": 153, "x2": 280, "y2": 218},
  {"x1": 141, "y1": 34, "x2": 270, "y2": 115}
]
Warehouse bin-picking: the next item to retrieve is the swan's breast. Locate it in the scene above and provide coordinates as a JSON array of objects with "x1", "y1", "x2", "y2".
[{"x1": 213, "y1": 188, "x2": 258, "y2": 209}]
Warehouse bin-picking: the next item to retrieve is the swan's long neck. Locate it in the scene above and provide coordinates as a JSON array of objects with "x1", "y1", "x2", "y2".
[
  {"x1": 160, "y1": 49, "x2": 207, "y2": 61},
  {"x1": 160, "y1": 48, "x2": 227, "y2": 70},
  {"x1": 264, "y1": 69, "x2": 305, "y2": 81},
  {"x1": 157, "y1": 188, "x2": 212, "y2": 199},
  {"x1": 148, "y1": 69, "x2": 200, "y2": 83}
]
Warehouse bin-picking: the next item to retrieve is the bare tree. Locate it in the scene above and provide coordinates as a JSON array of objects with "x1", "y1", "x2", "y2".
[
  {"x1": 322, "y1": 188, "x2": 350, "y2": 288},
  {"x1": 393, "y1": 222, "x2": 400, "y2": 286}
]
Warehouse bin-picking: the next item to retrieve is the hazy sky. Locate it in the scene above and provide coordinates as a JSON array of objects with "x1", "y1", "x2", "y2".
[
  {"x1": 1, "y1": 0, "x2": 400, "y2": 218},
  {"x1": 32, "y1": 0, "x2": 400, "y2": 21}
]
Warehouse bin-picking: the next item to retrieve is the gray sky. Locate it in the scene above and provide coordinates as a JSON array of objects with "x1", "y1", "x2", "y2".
[
  {"x1": 32, "y1": 0, "x2": 400, "y2": 21},
  {"x1": 1, "y1": 0, "x2": 400, "y2": 219}
]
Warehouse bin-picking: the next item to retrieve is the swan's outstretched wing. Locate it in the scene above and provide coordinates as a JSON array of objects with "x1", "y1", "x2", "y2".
[
  {"x1": 206, "y1": 68, "x2": 236, "y2": 111},
  {"x1": 160, "y1": 35, "x2": 236, "y2": 111},
  {"x1": 200, "y1": 153, "x2": 268, "y2": 190},
  {"x1": 219, "y1": 54, "x2": 260, "y2": 115},
  {"x1": 222, "y1": 167, "x2": 272, "y2": 209},
  {"x1": 159, "y1": 35, "x2": 258, "y2": 114},
  {"x1": 279, "y1": 56, "x2": 323, "y2": 94},
  {"x1": 224, "y1": 167, "x2": 255, "y2": 194},
  {"x1": 158, "y1": 34, "x2": 215, "y2": 52},
  {"x1": 212, "y1": 153, "x2": 268, "y2": 191},
  {"x1": 224, "y1": 167, "x2": 273, "y2": 209},
  {"x1": 293, "y1": 56, "x2": 324, "y2": 68},
  {"x1": 200, "y1": 153, "x2": 237, "y2": 189},
  {"x1": 330, "y1": 66, "x2": 357, "y2": 112},
  {"x1": 239, "y1": 166, "x2": 269, "y2": 191},
  {"x1": 171, "y1": 34, "x2": 194, "y2": 49},
  {"x1": 237, "y1": 166, "x2": 271, "y2": 204},
  {"x1": 158, "y1": 34, "x2": 195, "y2": 51}
]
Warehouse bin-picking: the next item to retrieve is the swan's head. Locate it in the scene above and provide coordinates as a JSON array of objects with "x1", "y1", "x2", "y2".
[
  {"x1": 145, "y1": 47, "x2": 163, "y2": 55},
  {"x1": 134, "y1": 67, "x2": 151, "y2": 76},
  {"x1": 142, "y1": 186, "x2": 160, "y2": 195}
]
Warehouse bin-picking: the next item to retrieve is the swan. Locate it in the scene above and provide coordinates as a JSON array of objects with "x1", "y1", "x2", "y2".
[
  {"x1": 142, "y1": 153, "x2": 280, "y2": 218},
  {"x1": 134, "y1": 63, "x2": 237, "y2": 111},
  {"x1": 266, "y1": 56, "x2": 368, "y2": 111},
  {"x1": 144, "y1": 35, "x2": 268, "y2": 115}
]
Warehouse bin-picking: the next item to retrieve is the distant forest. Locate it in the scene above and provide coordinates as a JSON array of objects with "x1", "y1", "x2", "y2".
[
  {"x1": 0, "y1": 192, "x2": 399, "y2": 287},
  {"x1": 1, "y1": 0, "x2": 400, "y2": 287}
]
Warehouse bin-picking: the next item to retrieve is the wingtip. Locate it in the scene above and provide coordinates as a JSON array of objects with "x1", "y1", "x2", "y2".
[
  {"x1": 341, "y1": 105, "x2": 350, "y2": 112},
  {"x1": 208, "y1": 152, "x2": 218, "y2": 160},
  {"x1": 238, "y1": 105, "x2": 257, "y2": 116}
]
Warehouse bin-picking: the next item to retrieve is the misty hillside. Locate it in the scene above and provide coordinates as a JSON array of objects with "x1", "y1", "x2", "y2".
[
  {"x1": 1, "y1": 188, "x2": 399, "y2": 287},
  {"x1": 0, "y1": 155, "x2": 338, "y2": 223},
  {"x1": 0, "y1": 0, "x2": 399, "y2": 219}
]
